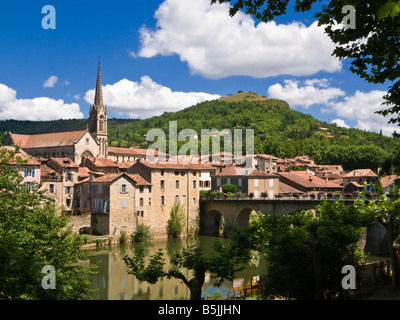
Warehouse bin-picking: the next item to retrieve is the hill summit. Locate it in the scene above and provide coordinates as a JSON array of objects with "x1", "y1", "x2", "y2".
[{"x1": 219, "y1": 91, "x2": 290, "y2": 109}]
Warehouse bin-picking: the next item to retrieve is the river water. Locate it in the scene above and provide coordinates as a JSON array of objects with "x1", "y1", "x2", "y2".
[{"x1": 82, "y1": 235, "x2": 266, "y2": 300}]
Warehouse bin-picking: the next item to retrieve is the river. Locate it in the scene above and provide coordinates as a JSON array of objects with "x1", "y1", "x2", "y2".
[{"x1": 81, "y1": 235, "x2": 266, "y2": 300}]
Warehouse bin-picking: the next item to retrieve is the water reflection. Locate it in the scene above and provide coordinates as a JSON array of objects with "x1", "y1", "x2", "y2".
[{"x1": 83, "y1": 236, "x2": 266, "y2": 300}]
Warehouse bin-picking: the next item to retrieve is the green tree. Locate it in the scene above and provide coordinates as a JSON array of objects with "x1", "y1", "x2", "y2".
[
  {"x1": 250, "y1": 201, "x2": 374, "y2": 300},
  {"x1": 367, "y1": 199, "x2": 400, "y2": 291},
  {"x1": 211, "y1": 0, "x2": 400, "y2": 126},
  {"x1": 167, "y1": 203, "x2": 186, "y2": 238},
  {"x1": 221, "y1": 183, "x2": 238, "y2": 194},
  {"x1": 123, "y1": 228, "x2": 255, "y2": 300},
  {"x1": 0, "y1": 146, "x2": 97, "y2": 300}
]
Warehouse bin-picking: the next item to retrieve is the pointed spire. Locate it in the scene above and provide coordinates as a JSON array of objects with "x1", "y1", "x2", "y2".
[{"x1": 94, "y1": 56, "x2": 103, "y2": 108}]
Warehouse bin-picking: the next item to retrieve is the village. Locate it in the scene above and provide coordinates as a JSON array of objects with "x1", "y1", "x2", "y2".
[{"x1": 3, "y1": 63, "x2": 399, "y2": 240}]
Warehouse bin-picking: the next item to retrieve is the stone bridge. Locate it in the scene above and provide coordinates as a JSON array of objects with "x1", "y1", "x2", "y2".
[
  {"x1": 199, "y1": 198, "x2": 388, "y2": 255},
  {"x1": 199, "y1": 198, "x2": 355, "y2": 235},
  {"x1": 68, "y1": 213, "x2": 92, "y2": 234}
]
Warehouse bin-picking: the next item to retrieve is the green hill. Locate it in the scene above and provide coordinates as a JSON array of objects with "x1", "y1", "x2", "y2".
[{"x1": 0, "y1": 92, "x2": 397, "y2": 172}]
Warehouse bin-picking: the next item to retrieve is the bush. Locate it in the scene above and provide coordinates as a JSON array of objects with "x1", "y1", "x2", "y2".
[
  {"x1": 167, "y1": 203, "x2": 186, "y2": 238},
  {"x1": 222, "y1": 184, "x2": 238, "y2": 194},
  {"x1": 133, "y1": 224, "x2": 152, "y2": 242}
]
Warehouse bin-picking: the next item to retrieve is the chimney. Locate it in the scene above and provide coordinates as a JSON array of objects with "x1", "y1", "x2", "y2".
[{"x1": 353, "y1": 171, "x2": 357, "y2": 177}]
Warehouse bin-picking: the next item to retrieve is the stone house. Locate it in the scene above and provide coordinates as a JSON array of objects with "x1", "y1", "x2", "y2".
[
  {"x1": 83, "y1": 157, "x2": 119, "y2": 174},
  {"x1": 278, "y1": 170, "x2": 343, "y2": 195},
  {"x1": 46, "y1": 158, "x2": 80, "y2": 213},
  {"x1": 39, "y1": 162, "x2": 63, "y2": 210},
  {"x1": 75, "y1": 172, "x2": 152, "y2": 237},
  {"x1": 380, "y1": 175, "x2": 400, "y2": 195},
  {"x1": 343, "y1": 169, "x2": 378, "y2": 194},
  {"x1": 127, "y1": 159, "x2": 214, "y2": 238},
  {"x1": 211, "y1": 166, "x2": 280, "y2": 199}
]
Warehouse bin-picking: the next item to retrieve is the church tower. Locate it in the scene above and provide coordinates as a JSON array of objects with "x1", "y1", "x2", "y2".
[{"x1": 89, "y1": 58, "x2": 108, "y2": 158}]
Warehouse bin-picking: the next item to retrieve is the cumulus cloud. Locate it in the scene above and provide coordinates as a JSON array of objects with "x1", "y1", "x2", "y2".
[
  {"x1": 84, "y1": 76, "x2": 221, "y2": 118},
  {"x1": 135, "y1": 0, "x2": 342, "y2": 79},
  {"x1": 325, "y1": 90, "x2": 398, "y2": 136},
  {"x1": 267, "y1": 79, "x2": 345, "y2": 108},
  {"x1": 43, "y1": 75, "x2": 58, "y2": 88},
  {"x1": 0, "y1": 83, "x2": 84, "y2": 121},
  {"x1": 331, "y1": 119, "x2": 350, "y2": 129}
]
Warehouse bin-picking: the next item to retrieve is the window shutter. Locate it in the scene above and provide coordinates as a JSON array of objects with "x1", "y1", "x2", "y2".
[
  {"x1": 120, "y1": 185, "x2": 122, "y2": 193},
  {"x1": 24, "y1": 168, "x2": 28, "y2": 177},
  {"x1": 32, "y1": 168, "x2": 35, "y2": 177},
  {"x1": 126, "y1": 185, "x2": 129, "y2": 193}
]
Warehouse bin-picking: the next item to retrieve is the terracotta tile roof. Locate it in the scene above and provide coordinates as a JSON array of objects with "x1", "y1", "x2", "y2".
[
  {"x1": 137, "y1": 159, "x2": 215, "y2": 171},
  {"x1": 343, "y1": 169, "x2": 377, "y2": 178},
  {"x1": 9, "y1": 131, "x2": 86, "y2": 148},
  {"x1": 117, "y1": 161, "x2": 137, "y2": 169},
  {"x1": 108, "y1": 147, "x2": 168, "y2": 157},
  {"x1": 1, "y1": 147, "x2": 40, "y2": 166},
  {"x1": 49, "y1": 157, "x2": 79, "y2": 168},
  {"x1": 380, "y1": 175, "x2": 400, "y2": 188},
  {"x1": 41, "y1": 164, "x2": 61, "y2": 177},
  {"x1": 90, "y1": 172, "x2": 151, "y2": 186},
  {"x1": 217, "y1": 166, "x2": 278, "y2": 177},
  {"x1": 279, "y1": 181, "x2": 304, "y2": 194},
  {"x1": 278, "y1": 171, "x2": 343, "y2": 189},
  {"x1": 87, "y1": 157, "x2": 118, "y2": 168}
]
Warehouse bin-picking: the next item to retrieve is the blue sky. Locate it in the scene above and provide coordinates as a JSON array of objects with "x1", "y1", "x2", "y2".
[{"x1": 0, "y1": 0, "x2": 397, "y2": 135}]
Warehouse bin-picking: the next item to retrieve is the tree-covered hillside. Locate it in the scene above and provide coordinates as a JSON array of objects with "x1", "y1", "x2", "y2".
[{"x1": 1, "y1": 92, "x2": 398, "y2": 173}]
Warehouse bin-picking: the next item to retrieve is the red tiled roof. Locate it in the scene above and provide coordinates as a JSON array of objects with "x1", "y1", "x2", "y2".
[
  {"x1": 137, "y1": 159, "x2": 215, "y2": 171},
  {"x1": 9, "y1": 131, "x2": 86, "y2": 148},
  {"x1": 1, "y1": 147, "x2": 40, "y2": 166},
  {"x1": 218, "y1": 166, "x2": 278, "y2": 177},
  {"x1": 108, "y1": 147, "x2": 168, "y2": 157},
  {"x1": 279, "y1": 182, "x2": 304, "y2": 194},
  {"x1": 49, "y1": 157, "x2": 79, "y2": 168},
  {"x1": 380, "y1": 175, "x2": 400, "y2": 188},
  {"x1": 278, "y1": 171, "x2": 343, "y2": 189},
  {"x1": 90, "y1": 172, "x2": 151, "y2": 186},
  {"x1": 343, "y1": 169, "x2": 377, "y2": 178},
  {"x1": 87, "y1": 157, "x2": 118, "y2": 168}
]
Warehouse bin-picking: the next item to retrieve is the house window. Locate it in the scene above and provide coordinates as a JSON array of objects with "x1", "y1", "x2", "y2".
[
  {"x1": 227, "y1": 178, "x2": 231, "y2": 184},
  {"x1": 238, "y1": 178, "x2": 242, "y2": 187},
  {"x1": 122, "y1": 199, "x2": 127, "y2": 209},
  {"x1": 176, "y1": 180, "x2": 179, "y2": 189},
  {"x1": 98, "y1": 184, "x2": 102, "y2": 193},
  {"x1": 48, "y1": 184, "x2": 55, "y2": 194},
  {"x1": 66, "y1": 172, "x2": 73, "y2": 181},
  {"x1": 193, "y1": 180, "x2": 196, "y2": 189},
  {"x1": 160, "y1": 180, "x2": 165, "y2": 190},
  {"x1": 86, "y1": 138, "x2": 89, "y2": 145},
  {"x1": 193, "y1": 198, "x2": 196, "y2": 205},
  {"x1": 269, "y1": 179, "x2": 274, "y2": 188},
  {"x1": 161, "y1": 196, "x2": 165, "y2": 206},
  {"x1": 175, "y1": 195, "x2": 179, "y2": 204},
  {"x1": 120, "y1": 184, "x2": 128, "y2": 193},
  {"x1": 182, "y1": 195, "x2": 186, "y2": 204},
  {"x1": 140, "y1": 198, "x2": 144, "y2": 206},
  {"x1": 175, "y1": 171, "x2": 179, "y2": 176},
  {"x1": 65, "y1": 186, "x2": 72, "y2": 194},
  {"x1": 161, "y1": 170, "x2": 164, "y2": 176},
  {"x1": 139, "y1": 186, "x2": 144, "y2": 193},
  {"x1": 217, "y1": 178, "x2": 220, "y2": 187},
  {"x1": 254, "y1": 178, "x2": 259, "y2": 187},
  {"x1": 66, "y1": 198, "x2": 72, "y2": 208}
]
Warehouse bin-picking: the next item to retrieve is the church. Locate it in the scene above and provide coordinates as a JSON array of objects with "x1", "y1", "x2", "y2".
[{"x1": 5, "y1": 60, "x2": 109, "y2": 165}]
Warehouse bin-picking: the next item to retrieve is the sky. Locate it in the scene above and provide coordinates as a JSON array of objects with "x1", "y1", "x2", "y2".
[{"x1": 0, "y1": 0, "x2": 398, "y2": 136}]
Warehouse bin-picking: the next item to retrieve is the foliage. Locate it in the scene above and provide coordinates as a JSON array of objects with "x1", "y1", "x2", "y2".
[
  {"x1": 210, "y1": 1, "x2": 400, "y2": 126},
  {"x1": 249, "y1": 201, "x2": 375, "y2": 300},
  {"x1": 132, "y1": 223, "x2": 152, "y2": 242},
  {"x1": 123, "y1": 227, "x2": 256, "y2": 300},
  {"x1": 0, "y1": 145, "x2": 97, "y2": 300},
  {"x1": 167, "y1": 203, "x2": 186, "y2": 238},
  {"x1": 221, "y1": 183, "x2": 238, "y2": 194}
]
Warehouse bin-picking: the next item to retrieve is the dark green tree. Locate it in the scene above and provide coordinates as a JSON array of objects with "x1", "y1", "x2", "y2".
[{"x1": 0, "y1": 146, "x2": 97, "y2": 300}]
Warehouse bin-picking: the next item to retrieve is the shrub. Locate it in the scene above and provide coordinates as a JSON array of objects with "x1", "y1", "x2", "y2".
[
  {"x1": 222, "y1": 184, "x2": 238, "y2": 194},
  {"x1": 133, "y1": 223, "x2": 152, "y2": 242},
  {"x1": 167, "y1": 203, "x2": 186, "y2": 238}
]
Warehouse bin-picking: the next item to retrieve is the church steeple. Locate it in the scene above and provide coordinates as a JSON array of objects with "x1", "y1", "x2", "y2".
[
  {"x1": 94, "y1": 57, "x2": 103, "y2": 108},
  {"x1": 89, "y1": 57, "x2": 108, "y2": 158}
]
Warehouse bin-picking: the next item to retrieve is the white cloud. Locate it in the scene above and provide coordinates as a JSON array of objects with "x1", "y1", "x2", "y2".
[
  {"x1": 331, "y1": 119, "x2": 350, "y2": 129},
  {"x1": 0, "y1": 83, "x2": 84, "y2": 121},
  {"x1": 135, "y1": 0, "x2": 342, "y2": 79},
  {"x1": 84, "y1": 76, "x2": 221, "y2": 119},
  {"x1": 326, "y1": 90, "x2": 398, "y2": 136},
  {"x1": 267, "y1": 79, "x2": 345, "y2": 108},
  {"x1": 43, "y1": 75, "x2": 58, "y2": 88}
]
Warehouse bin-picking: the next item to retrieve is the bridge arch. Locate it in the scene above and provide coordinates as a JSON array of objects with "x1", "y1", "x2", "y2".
[
  {"x1": 235, "y1": 208, "x2": 255, "y2": 229},
  {"x1": 202, "y1": 210, "x2": 223, "y2": 236}
]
